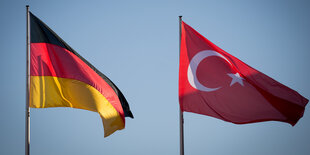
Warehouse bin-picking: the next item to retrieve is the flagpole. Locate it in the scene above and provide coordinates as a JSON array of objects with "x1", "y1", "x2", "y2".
[
  {"x1": 26, "y1": 5, "x2": 30, "y2": 155},
  {"x1": 179, "y1": 15, "x2": 184, "y2": 155}
]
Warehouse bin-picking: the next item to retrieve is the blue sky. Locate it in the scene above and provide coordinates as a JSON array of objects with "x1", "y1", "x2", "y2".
[{"x1": 0, "y1": 0, "x2": 309, "y2": 155}]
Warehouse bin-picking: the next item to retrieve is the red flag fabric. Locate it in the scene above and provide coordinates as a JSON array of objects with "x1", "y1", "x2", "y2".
[{"x1": 179, "y1": 21, "x2": 308, "y2": 125}]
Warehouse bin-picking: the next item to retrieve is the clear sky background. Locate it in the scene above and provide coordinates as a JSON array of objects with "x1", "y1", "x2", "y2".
[{"x1": 0, "y1": 0, "x2": 309, "y2": 155}]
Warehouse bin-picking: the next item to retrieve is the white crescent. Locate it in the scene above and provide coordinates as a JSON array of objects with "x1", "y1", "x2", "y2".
[{"x1": 187, "y1": 50, "x2": 232, "y2": 92}]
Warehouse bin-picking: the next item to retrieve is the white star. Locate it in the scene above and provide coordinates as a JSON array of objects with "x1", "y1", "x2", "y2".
[{"x1": 227, "y1": 73, "x2": 244, "y2": 86}]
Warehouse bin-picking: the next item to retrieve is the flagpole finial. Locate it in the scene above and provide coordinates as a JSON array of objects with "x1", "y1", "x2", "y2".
[{"x1": 26, "y1": 5, "x2": 29, "y2": 8}]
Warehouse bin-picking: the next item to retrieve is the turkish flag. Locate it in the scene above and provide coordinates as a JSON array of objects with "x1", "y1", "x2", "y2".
[{"x1": 179, "y1": 21, "x2": 308, "y2": 125}]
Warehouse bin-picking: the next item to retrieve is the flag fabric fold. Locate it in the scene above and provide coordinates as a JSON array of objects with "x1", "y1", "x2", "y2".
[
  {"x1": 179, "y1": 21, "x2": 308, "y2": 125},
  {"x1": 30, "y1": 12, "x2": 133, "y2": 137}
]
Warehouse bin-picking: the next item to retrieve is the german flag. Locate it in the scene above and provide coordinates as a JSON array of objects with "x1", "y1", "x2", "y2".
[{"x1": 29, "y1": 12, "x2": 133, "y2": 137}]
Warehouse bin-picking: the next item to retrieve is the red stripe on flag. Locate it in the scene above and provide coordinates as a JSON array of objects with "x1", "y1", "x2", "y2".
[{"x1": 30, "y1": 43, "x2": 125, "y2": 122}]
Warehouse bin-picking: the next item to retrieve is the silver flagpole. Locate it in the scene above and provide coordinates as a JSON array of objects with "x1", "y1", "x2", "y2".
[
  {"x1": 179, "y1": 15, "x2": 184, "y2": 155},
  {"x1": 26, "y1": 5, "x2": 30, "y2": 155}
]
